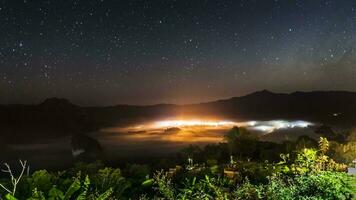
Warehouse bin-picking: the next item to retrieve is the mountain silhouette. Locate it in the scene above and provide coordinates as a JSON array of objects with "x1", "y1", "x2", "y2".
[
  {"x1": 1, "y1": 90, "x2": 356, "y2": 143},
  {"x1": 39, "y1": 97, "x2": 78, "y2": 110}
]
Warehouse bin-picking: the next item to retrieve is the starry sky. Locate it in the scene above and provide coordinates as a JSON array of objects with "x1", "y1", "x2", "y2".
[{"x1": 1, "y1": 0, "x2": 356, "y2": 105}]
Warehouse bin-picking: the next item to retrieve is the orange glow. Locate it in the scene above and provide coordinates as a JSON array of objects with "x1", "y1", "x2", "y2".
[
  {"x1": 102, "y1": 119, "x2": 313, "y2": 143},
  {"x1": 103, "y1": 119, "x2": 237, "y2": 143},
  {"x1": 153, "y1": 119, "x2": 237, "y2": 128}
]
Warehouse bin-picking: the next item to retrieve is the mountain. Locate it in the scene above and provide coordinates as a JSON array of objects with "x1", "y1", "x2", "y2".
[
  {"x1": 166, "y1": 90, "x2": 356, "y2": 126},
  {"x1": 191, "y1": 90, "x2": 356, "y2": 122},
  {"x1": 39, "y1": 97, "x2": 78, "y2": 110},
  {"x1": 0, "y1": 97, "x2": 92, "y2": 143},
  {"x1": 1, "y1": 90, "x2": 356, "y2": 143}
]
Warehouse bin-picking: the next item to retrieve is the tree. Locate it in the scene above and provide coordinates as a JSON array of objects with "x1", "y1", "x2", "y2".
[
  {"x1": 224, "y1": 126, "x2": 258, "y2": 159},
  {"x1": 318, "y1": 137, "x2": 329, "y2": 155},
  {"x1": 295, "y1": 135, "x2": 318, "y2": 150}
]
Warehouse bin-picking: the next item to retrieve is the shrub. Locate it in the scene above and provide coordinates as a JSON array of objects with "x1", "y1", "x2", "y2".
[
  {"x1": 294, "y1": 171, "x2": 354, "y2": 200},
  {"x1": 91, "y1": 167, "x2": 130, "y2": 198},
  {"x1": 233, "y1": 178, "x2": 263, "y2": 200}
]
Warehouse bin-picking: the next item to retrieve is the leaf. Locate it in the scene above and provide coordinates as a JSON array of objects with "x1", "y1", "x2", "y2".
[
  {"x1": 63, "y1": 178, "x2": 81, "y2": 200},
  {"x1": 5, "y1": 194, "x2": 17, "y2": 200},
  {"x1": 76, "y1": 176, "x2": 90, "y2": 200},
  {"x1": 27, "y1": 188, "x2": 46, "y2": 200},
  {"x1": 97, "y1": 188, "x2": 113, "y2": 200},
  {"x1": 141, "y1": 179, "x2": 154, "y2": 187},
  {"x1": 192, "y1": 177, "x2": 196, "y2": 186},
  {"x1": 48, "y1": 186, "x2": 64, "y2": 200}
]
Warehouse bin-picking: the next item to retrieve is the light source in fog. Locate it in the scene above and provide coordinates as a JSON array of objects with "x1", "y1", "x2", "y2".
[
  {"x1": 109, "y1": 119, "x2": 313, "y2": 136},
  {"x1": 154, "y1": 120, "x2": 237, "y2": 128},
  {"x1": 248, "y1": 120, "x2": 313, "y2": 133}
]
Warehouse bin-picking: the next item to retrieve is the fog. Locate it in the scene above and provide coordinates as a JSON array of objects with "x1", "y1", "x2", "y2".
[{"x1": 2, "y1": 119, "x2": 315, "y2": 170}]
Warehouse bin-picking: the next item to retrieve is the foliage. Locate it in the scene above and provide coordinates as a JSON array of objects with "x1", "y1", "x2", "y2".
[
  {"x1": 295, "y1": 135, "x2": 318, "y2": 150},
  {"x1": 319, "y1": 137, "x2": 329, "y2": 154},
  {"x1": 150, "y1": 137, "x2": 355, "y2": 200},
  {"x1": 27, "y1": 170, "x2": 55, "y2": 194},
  {"x1": 153, "y1": 170, "x2": 231, "y2": 200},
  {"x1": 330, "y1": 141, "x2": 356, "y2": 165},
  {"x1": 0, "y1": 134, "x2": 354, "y2": 199},
  {"x1": 293, "y1": 171, "x2": 354, "y2": 200},
  {"x1": 233, "y1": 178, "x2": 263, "y2": 200},
  {"x1": 151, "y1": 169, "x2": 355, "y2": 200},
  {"x1": 264, "y1": 175, "x2": 296, "y2": 200},
  {"x1": 153, "y1": 170, "x2": 175, "y2": 200},
  {"x1": 26, "y1": 175, "x2": 113, "y2": 200},
  {"x1": 284, "y1": 137, "x2": 348, "y2": 175},
  {"x1": 91, "y1": 167, "x2": 130, "y2": 198},
  {"x1": 224, "y1": 126, "x2": 258, "y2": 158}
]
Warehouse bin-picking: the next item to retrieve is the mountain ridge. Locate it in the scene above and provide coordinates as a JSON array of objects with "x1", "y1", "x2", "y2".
[
  {"x1": 3, "y1": 89, "x2": 356, "y2": 108},
  {"x1": 1, "y1": 90, "x2": 356, "y2": 143}
]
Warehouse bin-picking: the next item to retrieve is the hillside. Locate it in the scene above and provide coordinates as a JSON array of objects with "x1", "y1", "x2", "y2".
[{"x1": 1, "y1": 90, "x2": 356, "y2": 143}]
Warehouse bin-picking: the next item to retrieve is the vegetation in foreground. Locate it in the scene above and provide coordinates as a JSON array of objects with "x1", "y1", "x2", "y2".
[{"x1": 0, "y1": 127, "x2": 355, "y2": 199}]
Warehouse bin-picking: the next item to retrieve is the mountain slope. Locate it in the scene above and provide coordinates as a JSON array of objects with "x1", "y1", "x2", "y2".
[{"x1": 1, "y1": 90, "x2": 356, "y2": 142}]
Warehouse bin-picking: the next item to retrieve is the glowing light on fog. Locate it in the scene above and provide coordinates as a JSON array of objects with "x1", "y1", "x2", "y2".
[
  {"x1": 105, "y1": 119, "x2": 313, "y2": 136},
  {"x1": 149, "y1": 119, "x2": 313, "y2": 133},
  {"x1": 248, "y1": 120, "x2": 313, "y2": 133},
  {"x1": 253, "y1": 125, "x2": 275, "y2": 133},
  {"x1": 101, "y1": 119, "x2": 314, "y2": 143},
  {"x1": 247, "y1": 121, "x2": 257, "y2": 126},
  {"x1": 153, "y1": 120, "x2": 237, "y2": 128}
]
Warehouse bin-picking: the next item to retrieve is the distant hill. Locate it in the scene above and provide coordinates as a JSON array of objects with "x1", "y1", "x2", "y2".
[
  {"x1": 0, "y1": 97, "x2": 92, "y2": 143},
  {"x1": 182, "y1": 90, "x2": 356, "y2": 123},
  {"x1": 1, "y1": 90, "x2": 356, "y2": 143}
]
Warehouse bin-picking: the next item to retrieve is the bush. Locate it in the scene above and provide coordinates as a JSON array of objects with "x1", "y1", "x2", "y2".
[
  {"x1": 233, "y1": 178, "x2": 263, "y2": 200},
  {"x1": 91, "y1": 167, "x2": 130, "y2": 198},
  {"x1": 294, "y1": 172, "x2": 354, "y2": 200},
  {"x1": 264, "y1": 175, "x2": 296, "y2": 200},
  {"x1": 0, "y1": 138, "x2": 354, "y2": 199}
]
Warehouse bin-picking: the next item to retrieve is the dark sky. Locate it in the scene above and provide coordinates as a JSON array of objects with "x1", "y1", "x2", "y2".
[{"x1": 1, "y1": 0, "x2": 356, "y2": 105}]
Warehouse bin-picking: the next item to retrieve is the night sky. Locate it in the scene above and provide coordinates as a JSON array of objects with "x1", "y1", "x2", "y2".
[{"x1": 1, "y1": 0, "x2": 356, "y2": 105}]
